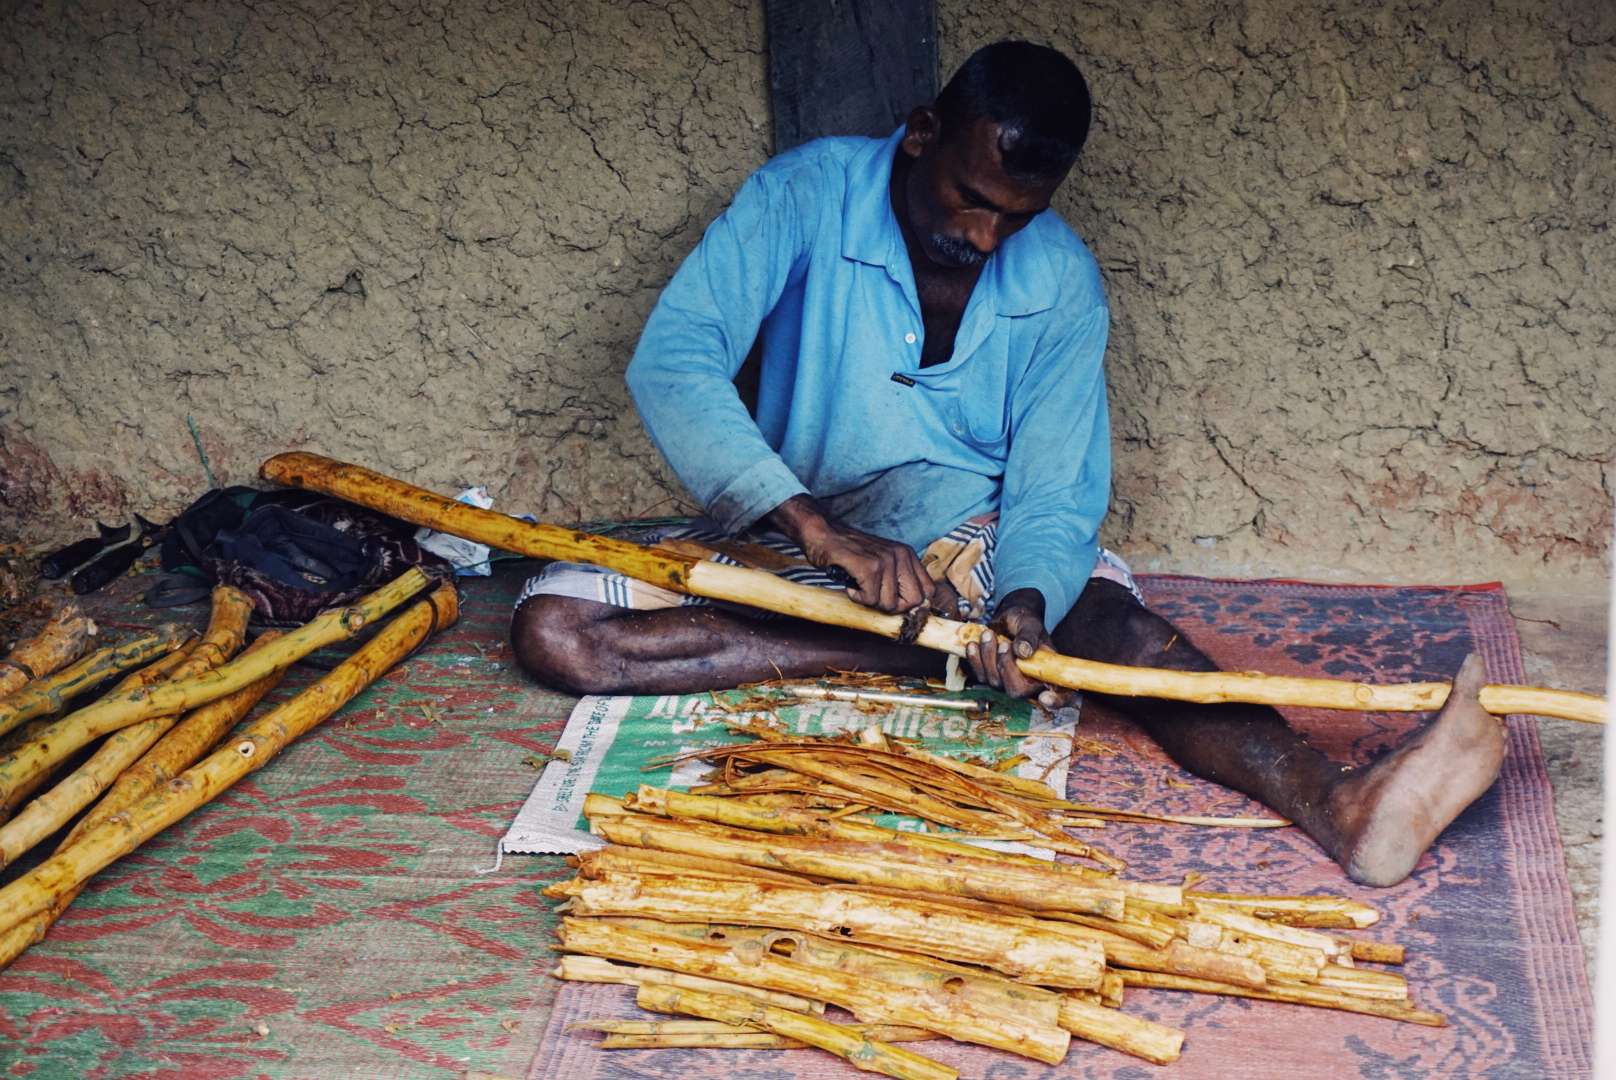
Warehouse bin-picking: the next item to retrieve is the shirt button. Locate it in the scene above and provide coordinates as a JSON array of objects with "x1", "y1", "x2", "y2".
[{"x1": 905, "y1": 333, "x2": 917, "y2": 344}]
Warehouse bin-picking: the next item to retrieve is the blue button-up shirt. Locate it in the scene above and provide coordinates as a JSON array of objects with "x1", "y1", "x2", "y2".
[{"x1": 626, "y1": 127, "x2": 1111, "y2": 629}]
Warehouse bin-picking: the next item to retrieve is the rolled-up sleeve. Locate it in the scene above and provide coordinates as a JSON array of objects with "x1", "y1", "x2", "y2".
[
  {"x1": 992, "y1": 304, "x2": 1112, "y2": 631},
  {"x1": 625, "y1": 165, "x2": 813, "y2": 534}
]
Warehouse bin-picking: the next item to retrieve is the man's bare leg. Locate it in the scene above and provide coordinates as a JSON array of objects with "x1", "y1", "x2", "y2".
[
  {"x1": 513, "y1": 582, "x2": 1507, "y2": 886},
  {"x1": 511, "y1": 593, "x2": 944, "y2": 696},
  {"x1": 1055, "y1": 581, "x2": 1509, "y2": 886}
]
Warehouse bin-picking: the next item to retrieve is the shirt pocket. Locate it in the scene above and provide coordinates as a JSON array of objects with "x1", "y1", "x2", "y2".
[{"x1": 945, "y1": 347, "x2": 1011, "y2": 451}]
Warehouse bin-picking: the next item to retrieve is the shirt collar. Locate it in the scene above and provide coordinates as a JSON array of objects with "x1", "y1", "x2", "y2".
[{"x1": 840, "y1": 126, "x2": 1057, "y2": 317}]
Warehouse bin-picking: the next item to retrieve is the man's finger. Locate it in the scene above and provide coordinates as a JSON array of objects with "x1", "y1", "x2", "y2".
[
  {"x1": 1037, "y1": 687, "x2": 1080, "y2": 710},
  {"x1": 876, "y1": 552, "x2": 901, "y2": 613},
  {"x1": 965, "y1": 637, "x2": 990, "y2": 686}
]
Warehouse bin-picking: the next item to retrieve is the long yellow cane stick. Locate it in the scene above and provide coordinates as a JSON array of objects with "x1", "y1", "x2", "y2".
[{"x1": 259, "y1": 452, "x2": 1606, "y2": 725}]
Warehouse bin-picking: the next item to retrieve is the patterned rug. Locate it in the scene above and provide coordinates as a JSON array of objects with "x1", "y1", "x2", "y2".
[
  {"x1": 0, "y1": 562, "x2": 577, "y2": 1080},
  {"x1": 531, "y1": 577, "x2": 1594, "y2": 1080}
]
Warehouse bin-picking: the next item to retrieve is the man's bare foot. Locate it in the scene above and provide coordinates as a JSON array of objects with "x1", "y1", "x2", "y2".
[{"x1": 1326, "y1": 654, "x2": 1508, "y2": 887}]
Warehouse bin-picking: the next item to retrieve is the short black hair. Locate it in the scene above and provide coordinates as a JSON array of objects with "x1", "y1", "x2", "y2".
[{"x1": 933, "y1": 41, "x2": 1092, "y2": 182}]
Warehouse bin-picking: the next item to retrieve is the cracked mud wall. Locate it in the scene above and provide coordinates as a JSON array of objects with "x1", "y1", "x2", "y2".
[
  {"x1": 943, "y1": 0, "x2": 1614, "y2": 585},
  {"x1": 0, "y1": 1, "x2": 772, "y2": 538},
  {"x1": 2, "y1": 1, "x2": 1611, "y2": 588}
]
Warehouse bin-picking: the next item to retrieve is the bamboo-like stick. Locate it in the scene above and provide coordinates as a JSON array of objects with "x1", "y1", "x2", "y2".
[
  {"x1": 1057, "y1": 995, "x2": 1183, "y2": 1065},
  {"x1": 0, "y1": 605, "x2": 95, "y2": 698},
  {"x1": 0, "y1": 582, "x2": 456, "y2": 949},
  {"x1": 1116, "y1": 970, "x2": 1446, "y2": 1026},
  {"x1": 0, "y1": 640, "x2": 287, "y2": 969},
  {"x1": 554, "y1": 954, "x2": 827, "y2": 1013},
  {"x1": 549, "y1": 870, "x2": 1107, "y2": 989},
  {"x1": 0, "y1": 626, "x2": 194, "y2": 739},
  {"x1": 557, "y1": 917, "x2": 1072, "y2": 1063},
  {"x1": 0, "y1": 718, "x2": 169, "y2": 868},
  {"x1": 0, "y1": 570, "x2": 432, "y2": 815},
  {"x1": 0, "y1": 590, "x2": 258, "y2": 870},
  {"x1": 65, "y1": 633, "x2": 287, "y2": 849},
  {"x1": 600, "y1": 917, "x2": 1065, "y2": 1031},
  {"x1": 0, "y1": 643, "x2": 201, "y2": 823},
  {"x1": 260, "y1": 452, "x2": 1607, "y2": 724},
  {"x1": 635, "y1": 982, "x2": 959, "y2": 1080},
  {"x1": 590, "y1": 814, "x2": 1131, "y2": 918}
]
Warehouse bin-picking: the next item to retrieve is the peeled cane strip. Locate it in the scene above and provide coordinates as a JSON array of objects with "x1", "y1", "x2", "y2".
[
  {"x1": 636, "y1": 788, "x2": 1183, "y2": 906},
  {"x1": 893, "y1": 741, "x2": 1062, "y2": 801},
  {"x1": 1057, "y1": 995, "x2": 1183, "y2": 1065},
  {"x1": 600, "y1": 918, "x2": 1063, "y2": 1030},
  {"x1": 557, "y1": 918, "x2": 1073, "y2": 1063},
  {"x1": 738, "y1": 748, "x2": 1013, "y2": 834},
  {"x1": 593, "y1": 1026, "x2": 940, "y2": 1049},
  {"x1": 0, "y1": 605, "x2": 94, "y2": 698},
  {"x1": 590, "y1": 814, "x2": 1130, "y2": 919},
  {"x1": 264, "y1": 452, "x2": 1605, "y2": 724},
  {"x1": 549, "y1": 870, "x2": 1106, "y2": 990},
  {"x1": 1187, "y1": 891, "x2": 1380, "y2": 929},
  {"x1": 553, "y1": 954, "x2": 825, "y2": 1013},
  {"x1": 1340, "y1": 940, "x2": 1405, "y2": 965},
  {"x1": 1116, "y1": 970, "x2": 1445, "y2": 1026},
  {"x1": 578, "y1": 845, "x2": 825, "y2": 888},
  {"x1": 0, "y1": 582, "x2": 455, "y2": 947},
  {"x1": 696, "y1": 747, "x2": 1122, "y2": 864},
  {"x1": 0, "y1": 570, "x2": 431, "y2": 815},
  {"x1": 0, "y1": 626, "x2": 194, "y2": 739},
  {"x1": 803, "y1": 885, "x2": 1266, "y2": 991},
  {"x1": 1185, "y1": 906, "x2": 1352, "y2": 960},
  {"x1": 600, "y1": 1032, "x2": 811, "y2": 1049},
  {"x1": 572, "y1": 1019, "x2": 938, "y2": 1041},
  {"x1": 635, "y1": 983, "x2": 959, "y2": 1080},
  {"x1": 1297, "y1": 965, "x2": 1408, "y2": 1000}
]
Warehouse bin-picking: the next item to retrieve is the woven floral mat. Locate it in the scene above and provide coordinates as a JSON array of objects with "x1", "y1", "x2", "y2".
[
  {"x1": 0, "y1": 562, "x2": 577, "y2": 1080},
  {"x1": 532, "y1": 577, "x2": 1593, "y2": 1080}
]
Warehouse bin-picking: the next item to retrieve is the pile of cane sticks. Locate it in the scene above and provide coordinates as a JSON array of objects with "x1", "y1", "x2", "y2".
[
  {"x1": 550, "y1": 730, "x2": 1438, "y2": 1076},
  {"x1": 0, "y1": 570, "x2": 454, "y2": 969}
]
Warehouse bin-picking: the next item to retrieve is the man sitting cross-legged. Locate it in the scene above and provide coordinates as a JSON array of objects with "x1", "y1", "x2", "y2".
[{"x1": 511, "y1": 41, "x2": 1507, "y2": 888}]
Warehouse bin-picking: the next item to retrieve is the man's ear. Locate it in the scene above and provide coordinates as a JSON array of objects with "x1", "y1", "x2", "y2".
[{"x1": 900, "y1": 106, "x2": 941, "y2": 159}]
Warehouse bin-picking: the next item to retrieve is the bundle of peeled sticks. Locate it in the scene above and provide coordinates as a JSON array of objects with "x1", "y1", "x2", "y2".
[
  {"x1": 0, "y1": 570, "x2": 455, "y2": 968},
  {"x1": 550, "y1": 727, "x2": 1437, "y2": 1076}
]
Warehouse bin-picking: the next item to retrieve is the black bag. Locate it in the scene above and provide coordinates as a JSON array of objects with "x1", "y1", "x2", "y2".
[{"x1": 152, "y1": 486, "x2": 451, "y2": 624}]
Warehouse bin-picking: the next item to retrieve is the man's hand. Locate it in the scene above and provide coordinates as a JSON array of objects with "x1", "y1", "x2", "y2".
[
  {"x1": 965, "y1": 587, "x2": 1079, "y2": 710},
  {"x1": 767, "y1": 495, "x2": 933, "y2": 614}
]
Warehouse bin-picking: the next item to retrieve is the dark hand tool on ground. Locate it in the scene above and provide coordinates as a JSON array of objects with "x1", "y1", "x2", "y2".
[
  {"x1": 40, "y1": 523, "x2": 130, "y2": 580},
  {"x1": 71, "y1": 516, "x2": 166, "y2": 595}
]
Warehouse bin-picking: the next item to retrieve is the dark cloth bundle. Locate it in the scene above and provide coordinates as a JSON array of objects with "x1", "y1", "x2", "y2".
[{"x1": 153, "y1": 486, "x2": 451, "y2": 624}]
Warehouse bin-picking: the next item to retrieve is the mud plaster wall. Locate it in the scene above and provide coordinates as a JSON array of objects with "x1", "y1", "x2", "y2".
[{"x1": 1, "y1": 1, "x2": 1611, "y2": 588}]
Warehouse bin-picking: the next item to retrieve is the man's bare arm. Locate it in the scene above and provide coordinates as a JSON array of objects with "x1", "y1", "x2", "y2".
[{"x1": 766, "y1": 495, "x2": 934, "y2": 615}]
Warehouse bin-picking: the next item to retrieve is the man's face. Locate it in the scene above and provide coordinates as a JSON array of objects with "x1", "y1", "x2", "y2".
[{"x1": 900, "y1": 111, "x2": 1068, "y2": 269}]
